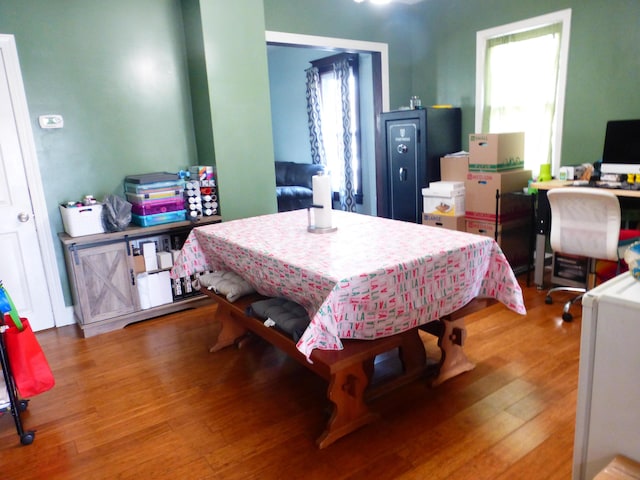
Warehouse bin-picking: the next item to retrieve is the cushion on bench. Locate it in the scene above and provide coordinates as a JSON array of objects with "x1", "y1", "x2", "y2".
[
  {"x1": 248, "y1": 297, "x2": 310, "y2": 342},
  {"x1": 199, "y1": 271, "x2": 255, "y2": 302}
]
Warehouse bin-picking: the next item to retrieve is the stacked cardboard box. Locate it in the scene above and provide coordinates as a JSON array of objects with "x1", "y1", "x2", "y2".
[
  {"x1": 422, "y1": 181, "x2": 465, "y2": 214},
  {"x1": 421, "y1": 180, "x2": 466, "y2": 231},
  {"x1": 437, "y1": 133, "x2": 533, "y2": 270}
]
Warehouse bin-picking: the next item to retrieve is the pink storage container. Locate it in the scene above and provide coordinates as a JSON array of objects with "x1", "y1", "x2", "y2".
[{"x1": 130, "y1": 197, "x2": 185, "y2": 216}]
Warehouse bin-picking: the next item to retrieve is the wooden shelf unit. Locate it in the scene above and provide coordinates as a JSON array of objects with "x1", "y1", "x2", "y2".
[{"x1": 59, "y1": 216, "x2": 221, "y2": 337}]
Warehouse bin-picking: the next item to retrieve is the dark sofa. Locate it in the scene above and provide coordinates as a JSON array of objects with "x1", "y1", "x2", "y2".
[{"x1": 275, "y1": 161, "x2": 326, "y2": 212}]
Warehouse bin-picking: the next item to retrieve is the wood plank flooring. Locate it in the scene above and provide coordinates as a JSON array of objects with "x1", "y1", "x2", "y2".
[{"x1": 0, "y1": 274, "x2": 583, "y2": 479}]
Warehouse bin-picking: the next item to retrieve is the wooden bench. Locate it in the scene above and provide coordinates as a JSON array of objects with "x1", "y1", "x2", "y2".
[{"x1": 202, "y1": 287, "x2": 491, "y2": 448}]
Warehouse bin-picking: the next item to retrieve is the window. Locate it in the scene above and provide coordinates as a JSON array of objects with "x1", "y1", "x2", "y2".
[
  {"x1": 476, "y1": 9, "x2": 571, "y2": 177},
  {"x1": 307, "y1": 53, "x2": 362, "y2": 209}
]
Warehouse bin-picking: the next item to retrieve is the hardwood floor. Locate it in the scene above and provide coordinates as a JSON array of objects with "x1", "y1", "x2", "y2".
[{"x1": 0, "y1": 274, "x2": 583, "y2": 479}]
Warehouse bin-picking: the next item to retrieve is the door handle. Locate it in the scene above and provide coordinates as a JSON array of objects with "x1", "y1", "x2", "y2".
[
  {"x1": 17, "y1": 212, "x2": 30, "y2": 223},
  {"x1": 399, "y1": 167, "x2": 408, "y2": 182}
]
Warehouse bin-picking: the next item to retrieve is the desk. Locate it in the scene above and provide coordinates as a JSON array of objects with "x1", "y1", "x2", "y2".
[
  {"x1": 532, "y1": 180, "x2": 640, "y2": 288},
  {"x1": 172, "y1": 210, "x2": 526, "y2": 357}
]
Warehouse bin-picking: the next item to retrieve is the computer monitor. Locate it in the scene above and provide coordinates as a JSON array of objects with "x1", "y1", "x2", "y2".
[{"x1": 600, "y1": 119, "x2": 640, "y2": 174}]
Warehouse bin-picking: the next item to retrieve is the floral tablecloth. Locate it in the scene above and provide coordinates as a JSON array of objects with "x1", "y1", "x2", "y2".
[{"x1": 171, "y1": 210, "x2": 526, "y2": 358}]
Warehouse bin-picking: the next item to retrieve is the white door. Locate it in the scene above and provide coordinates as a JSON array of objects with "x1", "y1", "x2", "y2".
[{"x1": 0, "y1": 35, "x2": 56, "y2": 331}]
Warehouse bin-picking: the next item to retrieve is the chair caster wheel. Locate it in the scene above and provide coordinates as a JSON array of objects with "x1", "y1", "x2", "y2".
[
  {"x1": 20, "y1": 431, "x2": 35, "y2": 445},
  {"x1": 562, "y1": 312, "x2": 573, "y2": 322},
  {"x1": 545, "y1": 296, "x2": 553, "y2": 304}
]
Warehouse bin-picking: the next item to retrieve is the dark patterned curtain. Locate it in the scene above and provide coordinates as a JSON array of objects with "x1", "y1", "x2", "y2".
[
  {"x1": 305, "y1": 66, "x2": 325, "y2": 165},
  {"x1": 334, "y1": 58, "x2": 356, "y2": 212}
]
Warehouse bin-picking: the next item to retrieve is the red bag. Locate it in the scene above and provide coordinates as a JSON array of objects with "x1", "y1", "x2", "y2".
[{"x1": 4, "y1": 315, "x2": 55, "y2": 398}]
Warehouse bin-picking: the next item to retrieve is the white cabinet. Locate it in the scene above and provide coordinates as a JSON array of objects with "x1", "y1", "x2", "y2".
[
  {"x1": 59, "y1": 217, "x2": 220, "y2": 337},
  {"x1": 573, "y1": 272, "x2": 640, "y2": 479}
]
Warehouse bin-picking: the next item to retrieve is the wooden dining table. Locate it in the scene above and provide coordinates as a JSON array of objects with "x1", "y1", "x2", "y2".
[{"x1": 170, "y1": 210, "x2": 526, "y2": 446}]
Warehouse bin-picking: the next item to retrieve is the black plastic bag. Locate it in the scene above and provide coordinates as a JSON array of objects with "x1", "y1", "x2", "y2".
[{"x1": 102, "y1": 194, "x2": 132, "y2": 232}]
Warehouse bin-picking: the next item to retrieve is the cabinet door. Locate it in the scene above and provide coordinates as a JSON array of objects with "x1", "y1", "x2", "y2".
[
  {"x1": 388, "y1": 119, "x2": 421, "y2": 223},
  {"x1": 72, "y1": 242, "x2": 139, "y2": 324}
]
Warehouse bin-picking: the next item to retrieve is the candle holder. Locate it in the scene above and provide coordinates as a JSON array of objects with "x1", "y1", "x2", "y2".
[{"x1": 307, "y1": 205, "x2": 337, "y2": 233}]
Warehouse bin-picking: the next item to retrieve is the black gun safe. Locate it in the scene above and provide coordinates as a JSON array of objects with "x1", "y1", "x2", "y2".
[{"x1": 377, "y1": 108, "x2": 461, "y2": 223}]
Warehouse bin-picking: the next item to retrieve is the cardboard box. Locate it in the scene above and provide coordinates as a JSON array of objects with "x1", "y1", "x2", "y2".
[
  {"x1": 465, "y1": 218, "x2": 531, "y2": 270},
  {"x1": 133, "y1": 255, "x2": 146, "y2": 274},
  {"x1": 423, "y1": 213, "x2": 466, "y2": 231},
  {"x1": 59, "y1": 204, "x2": 105, "y2": 237},
  {"x1": 464, "y1": 170, "x2": 532, "y2": 222},
  {"x1": 156, "y1": 251, "x2": 173, "y2": 269},
  {"x1": 440, "y1": 155, "x2": 469, "y2": 181},
  {"x1": 422, "y1": 182, "x2": 465, "y2": 216},
  {"x1": 469, "y1": 132, "x2": 525, "y2": 171}
]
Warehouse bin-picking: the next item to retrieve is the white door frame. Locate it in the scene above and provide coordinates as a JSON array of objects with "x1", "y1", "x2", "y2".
[{"x1": 1, "y1": 34, "x2": 67, "y2": 327}]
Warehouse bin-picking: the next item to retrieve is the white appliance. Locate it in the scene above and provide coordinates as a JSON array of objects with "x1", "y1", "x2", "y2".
[{"x1": 573, "y1": 272, "x2": 640, "y2": 479}]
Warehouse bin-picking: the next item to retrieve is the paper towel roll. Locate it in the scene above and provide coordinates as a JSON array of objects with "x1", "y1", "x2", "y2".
[{"x1": 312, "y1": 174, "x2": 333, "y2": 229}]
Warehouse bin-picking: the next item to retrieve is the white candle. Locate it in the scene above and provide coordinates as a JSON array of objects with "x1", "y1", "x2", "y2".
[{"x1": 312, "y1": 174, "x2": 332, "y2": 229}]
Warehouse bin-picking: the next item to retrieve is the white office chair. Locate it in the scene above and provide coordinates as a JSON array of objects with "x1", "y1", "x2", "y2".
[{"x1": 544, "y1": 187, "x2": 623, "y2": 322}]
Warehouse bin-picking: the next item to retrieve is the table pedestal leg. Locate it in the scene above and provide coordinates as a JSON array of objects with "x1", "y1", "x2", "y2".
[
  {"x1": 209, "y1": 303, "x2": 249, "y2": 353},
  {"x1": 399, "y1": 326, "x2": 428, "y2": 375},
  {"x1": 365, "y1": 327, "x2": 429, "y2": 401},
  {"x1": 431, "y1": 316, "x2": 475, "y2": 387},
  {"x1": 316, "y1": 362, "x2": 379, "y2": 449}
]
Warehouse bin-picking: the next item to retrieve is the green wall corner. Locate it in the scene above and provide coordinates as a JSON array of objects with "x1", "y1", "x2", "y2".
[{"x1": 198, "y1": 0, "x2": 277, "y2": 220}]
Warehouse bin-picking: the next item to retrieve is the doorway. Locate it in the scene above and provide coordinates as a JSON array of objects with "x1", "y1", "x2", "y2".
[{"x1": 265, "y1": 31, "x2": 389, "y2": 216}]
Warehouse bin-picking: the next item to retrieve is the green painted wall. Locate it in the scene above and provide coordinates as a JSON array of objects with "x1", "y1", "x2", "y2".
[
  {"x1": 198, "y1": 0, "x2": 277, "y2": 220},
  {"x1": 182, "y1": 0, "x2": 216, "y2": 167},
  {"x1": 0, "y1": 0, "x2": 196, "y2": 204},
  {"x1": 0, "y1": 0, "x2": 197, "y2": 304},
  {"x1": 416, "y1": 0, "x2": 640, "y2": 165}
]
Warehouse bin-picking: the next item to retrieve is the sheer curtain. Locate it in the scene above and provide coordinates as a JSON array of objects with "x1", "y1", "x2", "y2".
[
  {"x1": 482, "y1": 23, "x2": 563, "y2": 174},
  {"x1": 305, "y1": 54, "x2": 358, "y2": 212}
]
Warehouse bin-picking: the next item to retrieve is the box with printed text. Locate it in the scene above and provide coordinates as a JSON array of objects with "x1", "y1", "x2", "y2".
[
  {"x1": 469, "y1": 132, "x2": 525, "y2": 171},
  {"x1": 421, "y1": 181, "x2": 465, "y2": 216},
  {"x1": 422, "y1": 213, "x2": 466, "y2": 231},
  {"x1": 464, "y1": 170, "x2": 531, "y2": 222}
]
